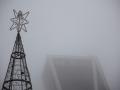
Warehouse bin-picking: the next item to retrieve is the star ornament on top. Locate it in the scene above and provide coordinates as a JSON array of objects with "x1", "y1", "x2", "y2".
[{"x1": 10, "y1": 9, "x2": 30, "y2": 32}]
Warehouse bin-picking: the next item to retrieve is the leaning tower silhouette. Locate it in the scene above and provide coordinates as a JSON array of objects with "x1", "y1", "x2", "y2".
[{"x1": 2, "y1": 10, "x2": 32, "y2": 90}]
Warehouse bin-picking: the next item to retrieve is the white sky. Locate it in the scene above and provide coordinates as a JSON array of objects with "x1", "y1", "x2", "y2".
[{"x1": 0, "y1": 0, "x2": 120, "y2": 90}]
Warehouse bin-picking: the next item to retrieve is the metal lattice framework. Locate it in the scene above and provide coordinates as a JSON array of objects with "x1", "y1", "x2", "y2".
[{"x1": 2, "y1": 10, "x2": 32, "y2": 90}]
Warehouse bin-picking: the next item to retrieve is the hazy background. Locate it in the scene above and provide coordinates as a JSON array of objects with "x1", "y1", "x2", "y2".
[{"x1": 0, "y1": 0, "x2": 120, "y2": 90}]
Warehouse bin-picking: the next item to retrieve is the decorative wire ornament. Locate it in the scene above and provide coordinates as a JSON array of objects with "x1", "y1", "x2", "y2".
[
  {"x1": 2, "y1": 10, "x2": 32, "y2": 90},
  {"x1": 10, "y1": 9, "x2": 29, "y2": 32}
]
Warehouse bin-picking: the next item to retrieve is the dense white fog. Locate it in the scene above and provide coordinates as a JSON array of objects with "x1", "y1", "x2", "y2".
[{"x1": 0, "y1": 0, "x2": 120, "y2": 90}]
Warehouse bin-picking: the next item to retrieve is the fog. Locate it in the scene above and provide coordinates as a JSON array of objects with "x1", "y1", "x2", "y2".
[{"x1": 0, "y1": 0, "x2": 120, "y2": 90}]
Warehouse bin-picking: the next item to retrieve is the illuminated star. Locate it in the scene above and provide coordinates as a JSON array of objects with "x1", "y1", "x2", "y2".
[{"x1": 10, "y1": 9, "x2": 29, "y2": 32}]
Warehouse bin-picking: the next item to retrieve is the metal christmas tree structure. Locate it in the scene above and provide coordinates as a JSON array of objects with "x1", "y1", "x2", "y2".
[{"x1": 2, "y1": 10, "x2": 32, "y2": 90}]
